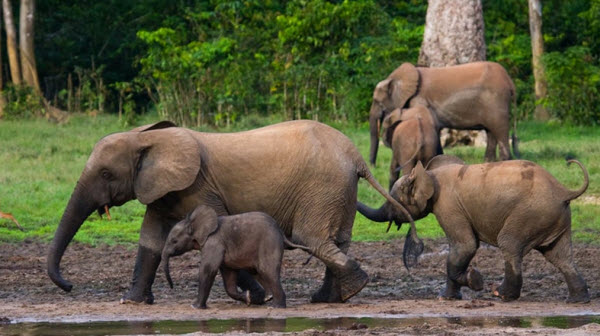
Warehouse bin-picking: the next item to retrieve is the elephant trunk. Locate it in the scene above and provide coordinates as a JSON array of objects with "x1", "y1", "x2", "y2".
[
  {"x1": 47, "y1": 184, "x2": 97, "y2": 292},
  {"x1": 162, "y1": 250, "x2": 174, "y2": 289},
  {"x1": 357, "y1": 201, "x2": 390, "y2": 222},
  {"x1": 369, "y1": 103, "x2": 383, "y2": 166}
]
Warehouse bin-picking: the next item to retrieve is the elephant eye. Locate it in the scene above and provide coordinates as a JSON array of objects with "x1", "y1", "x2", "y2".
[{"x1": 101, "y1": 170, "x2": 113, "y2": 180}]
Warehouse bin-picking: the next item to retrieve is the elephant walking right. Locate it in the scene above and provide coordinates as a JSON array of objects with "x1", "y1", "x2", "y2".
[{"x1": 47, "y1": 120, "x2": 421, "y2": 305}]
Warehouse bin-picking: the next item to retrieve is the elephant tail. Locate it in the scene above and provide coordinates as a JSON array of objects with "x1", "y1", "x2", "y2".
[
  {"x1": 359, "y1": 167, "x2": 424, "y2": 269},
  {"x1": 283, "y1": 236, "x2": 313, "y2": 254},
  {"x1": 564, "y1": 159, "x2": 589, "y2": 201}
]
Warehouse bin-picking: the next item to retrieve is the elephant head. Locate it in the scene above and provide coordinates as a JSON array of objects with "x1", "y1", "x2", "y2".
[
  {"x1": 381, "y1": 108, "x2": 404, "y2": 148},
  {"x1": 47, "y1": 121, "x2": 201, "y2": 292},
  {"x1": 161, "y1": 205, "x2": 219, "y2": 288},
  {"x1": 369, "y1": 63, "x2": 419, "y2": 165}
]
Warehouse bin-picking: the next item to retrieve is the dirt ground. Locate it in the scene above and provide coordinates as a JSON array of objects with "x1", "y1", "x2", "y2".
[{"x1": 1, "y1": 238, "x2": 600, "y2": 335}]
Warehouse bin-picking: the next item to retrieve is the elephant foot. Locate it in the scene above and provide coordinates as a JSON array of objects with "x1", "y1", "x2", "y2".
[
  {"x1": 310, "y1": 287, "x2": 342, "y2": 303},
  {"x1": 492, "y1": 283, "x2": 520, "y2": 302},
  {"x1": 566, "y1": 291, "x2": 590, "y2": 304},
  {"x1": 244, "y1": 290, "x2": 251, "y2": 306},
  {"x1": 120, "y1": 290, "x2": 154, "y2": 305},
  {"x1": 191, "y1": 300, "x2": 207, "y2": 309},
  {"x1": 337, "y1": 260, "x2": 369, "y2": 302},
  {"x1": 467, "y1": 268, "x2": 484, "y2": 291},
  {"x1": 438, "y1": 286, "x2": 463, "y2": 301}
]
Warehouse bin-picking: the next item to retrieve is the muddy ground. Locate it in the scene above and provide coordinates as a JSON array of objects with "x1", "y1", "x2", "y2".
[{"x1": 1, "y1": 239, "x2": 600, "y2": 335}]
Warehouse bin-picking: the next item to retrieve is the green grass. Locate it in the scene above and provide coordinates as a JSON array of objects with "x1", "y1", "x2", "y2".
[{"x1": 0, "y1": 115, "x2": 598, "y2": 246}]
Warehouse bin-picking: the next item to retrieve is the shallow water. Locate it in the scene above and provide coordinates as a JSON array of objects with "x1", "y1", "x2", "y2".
[{"x1": 2, "y1": 315, "x2": 600, "y2": 335}]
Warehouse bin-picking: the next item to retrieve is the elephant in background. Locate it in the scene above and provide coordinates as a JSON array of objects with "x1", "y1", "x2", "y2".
[
  {"x1": 381, "y1": 106, "x2": 442, "y2": 189},
  {"x1": 368, "y1": 61, "x2": 516, "y2": 166},
  {"x1": 162, "y1": 205, "x2": 311, "y2": 309},
  {"x1": 358, "y1": 155, "x2": 590, "y2": 303},
  {"x1": 48, "y1": 120, "x2": 421, "y2": 305}
]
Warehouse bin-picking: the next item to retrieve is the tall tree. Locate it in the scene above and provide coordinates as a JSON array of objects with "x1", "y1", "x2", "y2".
[
  {"x1": 418, "y1": 0, "x2": 487, "y2": 146},
  {"x1": 528, "y1": 0, "x2": 549, "y2": 120},
  {"x1": 418, "y1": 0, "x2": 486, "y2": 66},
  {"x1": 3, "y1": 0, "x2": 21, "y2": 85},
  {"x1": 19, "y1": 0, "x2": 40, "y2": 92}
]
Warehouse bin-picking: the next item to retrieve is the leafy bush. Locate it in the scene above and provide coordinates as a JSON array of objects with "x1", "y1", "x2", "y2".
[
  {"x1": 543, "y1": 46, "x2": 600, "y2": 124},
  {"x1": 1, "y1": 85, "x2": 44, "y2": 120}
]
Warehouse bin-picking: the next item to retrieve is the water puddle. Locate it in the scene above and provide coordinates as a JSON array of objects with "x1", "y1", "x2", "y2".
[{"x1": 1, "y1": 315, "x2": 600, "y2": 335}]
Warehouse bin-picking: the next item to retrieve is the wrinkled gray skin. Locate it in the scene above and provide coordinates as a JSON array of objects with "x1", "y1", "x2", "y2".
[
  {"x1": 358, "y1": 155, "x2": 590, "y2": 303},
  {"x1": 369, "y1": 61, "x2": 515, "y2": 166},
  {"x1": 381, "y1": 106, "x2": 442, "y2": 189},
  {"x1": 162, "y1": 205, "x2": 311, "y2": 309},
  {"x1": 48, "y1": 120, "x2": 420, "y2": 305}
]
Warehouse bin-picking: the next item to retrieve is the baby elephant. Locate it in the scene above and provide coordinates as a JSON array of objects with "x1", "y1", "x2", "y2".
[
  {"x1": 358, "y1": 155, "x2": 590, "y2": 303},
  {"x1": 161, "y1": 205, "x2": 310, "y2": 309},
  {"x1": 381, "y1": 105, "x2": 442, "y2": 189}
]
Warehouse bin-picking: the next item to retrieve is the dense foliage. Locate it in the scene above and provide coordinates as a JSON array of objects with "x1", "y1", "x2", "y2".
[{"x1": 13, "y1": 0, "x2": 600, "y2": 125}]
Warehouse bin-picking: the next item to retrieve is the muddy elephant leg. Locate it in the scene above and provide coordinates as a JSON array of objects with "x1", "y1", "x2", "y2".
[
  {"x1": 494, "y1": 236, "x2": 526, "y2": 301},
  {"x1": 439, "y1": 220, "x2": 482, "y2": 300},
  {"x1": 536, "y1": 228, "x2": 589, "y2": 303},
  {"x1": 484, "y1": 130, "x2": 498, "y2": 162},
  {"x1": 257, "y1": 266, "x2": 286, "y2": 308},
  {"x1": 440, "y1": 240, "x2": 482, "y2": 300},
  {"x1": 310, "y1": 239, "x2": 368, "y2": 303},
  {"x1": 221, "y1": 267, "x2": 250, "y2": 305},
  {"x1": 122, "y1": 209, "x2": 174, "y2": 304},
  {"x1": 389, "y1": 159, "x2": 400, "y2": 191},
  {"x1": 236, "y1": 270, "x2": 266, "y2": 304}
]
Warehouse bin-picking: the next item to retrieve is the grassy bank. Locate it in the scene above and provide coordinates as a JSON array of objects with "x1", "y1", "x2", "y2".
[{"x1": 0, "y1": 115, "x2": 598, "y2": 245}]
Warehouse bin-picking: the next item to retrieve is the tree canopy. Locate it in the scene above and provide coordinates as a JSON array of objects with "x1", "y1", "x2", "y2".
[{"x1": 2, "y1": 0, "x2": 597, "y2": 125}]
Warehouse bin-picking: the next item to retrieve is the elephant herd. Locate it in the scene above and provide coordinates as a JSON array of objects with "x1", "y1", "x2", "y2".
[{"x1": 47, "y1": 61, "x2": 590, "y2": 309}]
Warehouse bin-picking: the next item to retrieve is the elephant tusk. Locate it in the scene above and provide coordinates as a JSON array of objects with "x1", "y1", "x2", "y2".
[{"x1": 104, "y1": 205, "x2": 112, "y2": 220}]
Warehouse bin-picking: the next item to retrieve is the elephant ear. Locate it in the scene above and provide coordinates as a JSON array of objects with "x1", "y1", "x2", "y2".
[
  {"x1": 425, "y1": 155, "x2": 466, "y2": 171},
  {"x1": 381, "y1": 108, "x2": 403, "y2": 147},
  {"x1": 389, "y1": 63, "x2": 419, "y2": 109},
  {"x1": 189, "y1": 205, "x2": 219, "y2": 249},
  {"x1": 130, "y1": 120, "x2": 177, "y2": 133},
  {"x1": 134, "y1": 128, "x2": 201, "y2": 204},
  {"x1": 409, "y1": 161, "x2": 434, "y2": 213}
]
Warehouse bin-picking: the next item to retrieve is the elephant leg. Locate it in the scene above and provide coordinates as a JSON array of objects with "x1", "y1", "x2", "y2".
[
  {"x1": 257, "y1": 267, "x2": 286, "y2": 308},
  {"x1": 121, "y1": 209, "x2": 174, "y2": 304},
  {"x1": 494, "y1": 235, "x2": 526, "y2": 301},
  {"x1": 484, "y1": 130, "x2": 498, "y2": 162},
  {"x1": 536, "y1": 228, "x2": 589, "y2": 303},
  {"x1": 389, "y1": 158, "x2": 400, "y2": 191},
  {"x1": 310, "y1": 239, "x2": 368, "y2": 303},
  {"x1": 221, "y1": 268, "x2": 250, "y2": 305},
  {"x1": 236, "y1": 270, "x2": 266, "y2": 304},
  {"x1": 192, "y1": 258, "x2": 221, "y2": 309},
  {"x1": 438, "y1": 219, "x2": 481, "y2": 300},
  {"x1": 494, "y1": 130, "x2": 512, "y2": 161}
]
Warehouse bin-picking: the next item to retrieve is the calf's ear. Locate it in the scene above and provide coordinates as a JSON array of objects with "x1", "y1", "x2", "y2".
[
  {"x1": 191, "y1": 206, "x2": 219, "y2": 249},
  {"x1": 411, "y1": 161, "x2": 434, "y2": 212}
]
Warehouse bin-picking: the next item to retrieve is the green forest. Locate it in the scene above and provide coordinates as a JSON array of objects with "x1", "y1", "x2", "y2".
[{"x1": 2, "y1": 0, "x2": 599, "y2": 126}]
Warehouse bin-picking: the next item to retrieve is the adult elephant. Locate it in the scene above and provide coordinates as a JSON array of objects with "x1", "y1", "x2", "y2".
[
  {"x1": 47, "y1": 120, "x2": 421, "y2": 304},
  {"x1": 368, "y1": 61, "x2": 515, "y2": 165}
]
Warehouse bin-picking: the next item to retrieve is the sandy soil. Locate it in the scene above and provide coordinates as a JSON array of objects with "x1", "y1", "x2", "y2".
[{"x1": 1, "y1": 239, "x2": 600, "y2": 335}]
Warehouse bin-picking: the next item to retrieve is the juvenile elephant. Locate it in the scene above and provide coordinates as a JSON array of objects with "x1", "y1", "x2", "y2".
[
  {"x1": 162, "y1": 205, "x2": 310, "y2": 309},
  {"x1": 381, "y1": 106, "x2": 442, "y2": 189},
  {"x1": 48, "y1": 120, "x2": 421, "y2": 305},
  {"x1": 368, "y1": 61, "x2": 515, "y2": 165},
  {"x1": 358, "y1": 155, "x2": 590, "y2": 303}
]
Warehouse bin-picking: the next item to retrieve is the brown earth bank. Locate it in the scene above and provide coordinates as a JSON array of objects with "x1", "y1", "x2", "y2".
[{"x1": 1, "y1": 239, "x2": 600, "y2": 335}]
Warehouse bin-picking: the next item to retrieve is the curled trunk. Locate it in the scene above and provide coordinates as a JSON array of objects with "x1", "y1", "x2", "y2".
[{"x1": 47, "y1": 186, "x2": 96, "y2": 292}]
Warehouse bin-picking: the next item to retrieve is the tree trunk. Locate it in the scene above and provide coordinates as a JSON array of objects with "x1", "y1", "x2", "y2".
[
  {"x1": 528, "y1": 0, "x2": 549, "y2": 121},
  {"x1": 0, "y1": 6, "x2": 4, "y2": 118},
  {"x1": 3, "y1": 0, "x2": 21, "y2": 85},
  {"x1": 418, "y1": 0, "x2": 487, "y2": 146},
  {"x1": 20, "y1": 0, "x2": 40, "y2": 93}
]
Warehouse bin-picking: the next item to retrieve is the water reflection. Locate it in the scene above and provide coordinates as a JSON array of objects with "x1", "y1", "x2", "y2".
[{"x1": 1, "y1": 315, "x2": 599, "y2": 335}]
